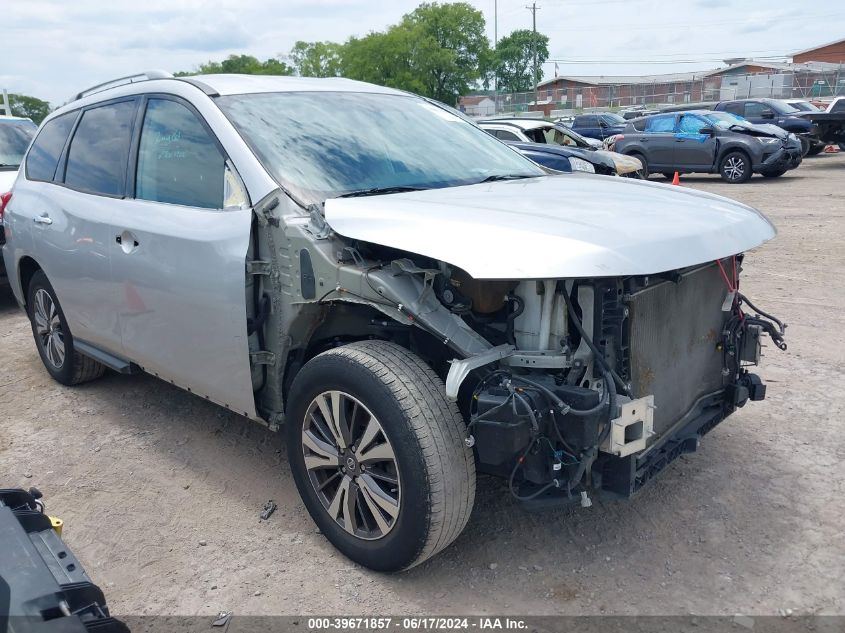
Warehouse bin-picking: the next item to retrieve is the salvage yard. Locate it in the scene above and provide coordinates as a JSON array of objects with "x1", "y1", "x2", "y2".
[{"x1": 1, "y1": 153, "x2": 843, "y2": 616}]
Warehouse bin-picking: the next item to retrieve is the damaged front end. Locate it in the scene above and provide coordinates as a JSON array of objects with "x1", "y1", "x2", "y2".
[
  {"x1": 438, "y1": 258, "x2": 786, "y2": 507},
  {"x1": 253, "y1": 173, "x2": 786, "y2": 508}
]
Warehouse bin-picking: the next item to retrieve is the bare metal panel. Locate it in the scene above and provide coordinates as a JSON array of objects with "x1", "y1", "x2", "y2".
[{"x1": 628, "y1": 263, "x2": 728, "y2": 437}]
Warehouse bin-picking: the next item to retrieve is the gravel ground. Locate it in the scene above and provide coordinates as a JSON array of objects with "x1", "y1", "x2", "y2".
[{"x1": 1, "y1": 153, "x2": 843, "y2": 616}]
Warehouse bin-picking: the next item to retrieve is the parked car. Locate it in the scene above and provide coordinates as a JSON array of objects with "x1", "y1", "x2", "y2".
[
  {"x1": 712, "y1": 98, "x2": 823, "y2": 156},
  {"x1": 792, "y1": 96, "x2": 845, "y2": 151},
  {"x1": 570, "y1": 112, "x2": 627, "y2": 140},
  {"x1": 503, "y1": 141, "x2": 591, "y2": 174},
  {"x1": 621, "y1": 106, "x2": 659, "y2": 120},
  {"x1": 0, "y1": 115, "x2": 37, "y2": 286},
  {"x1": 3, "y1": 72, "x2": 786, "y2": 572},
  {"x1": 477, "y1": 118, "x2": 642, "y2": 176},
  {"x1": 784, "y1": 99, "x2": 823, "y2": 113},
  {"x1": 612, "y1": 110, "x2": 803, "y2": 182}
]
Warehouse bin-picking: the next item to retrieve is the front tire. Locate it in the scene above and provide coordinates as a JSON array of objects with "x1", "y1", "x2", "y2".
[
  {"x1": 286, "y1": 340, "x2": 475, "y2": 571},
  {"x1": 719, "y1": 151, "x2": 752, "y2": 183},
  {"x1": 27, "y1": 270, "x2": 105, "y2": 385}
]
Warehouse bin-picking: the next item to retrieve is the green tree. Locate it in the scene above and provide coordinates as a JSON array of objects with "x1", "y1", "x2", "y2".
[
  {"x1": 400, "y1": 2, "x2": 489, "y2": 103},
  {"x1": 175, "y1": 54, "x2": 293, "y2": 77},
  {"x1": 342, "y1": 28, "x2": 425, "y2": 94},
  {"x1": 5, "y1": 93, "x2": 51, "y2": 124},
  {"x1": 290, "y1": 41, "x2": 343, "y2": 77},
  {"x1": 493, "y1": 29, "x2": 549, "y2": 94}
]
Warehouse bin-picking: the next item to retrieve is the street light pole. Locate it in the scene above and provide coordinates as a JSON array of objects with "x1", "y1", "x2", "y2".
[{"x1": 527, "y1": 2, "x2": 540, "y2": 109}]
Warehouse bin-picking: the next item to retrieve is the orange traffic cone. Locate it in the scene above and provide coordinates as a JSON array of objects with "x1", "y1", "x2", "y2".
[{"x1": 672, "y1": 171, "x2": 680, "y2": 185}]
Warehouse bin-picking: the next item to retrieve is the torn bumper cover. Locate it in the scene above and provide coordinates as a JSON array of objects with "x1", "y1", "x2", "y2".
[{"x1": 598, "y1": 373, "x2": 766, "y2": 497}]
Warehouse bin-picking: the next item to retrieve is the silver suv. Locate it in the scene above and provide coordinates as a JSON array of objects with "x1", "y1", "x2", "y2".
[{"x1": 2, "y1": 72, "x2": 786, "y2": 571}]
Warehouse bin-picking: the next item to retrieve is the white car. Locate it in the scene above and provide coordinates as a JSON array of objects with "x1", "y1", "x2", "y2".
[{"x1": 0, "y1": 115, "x2": 37, "y2": 285}]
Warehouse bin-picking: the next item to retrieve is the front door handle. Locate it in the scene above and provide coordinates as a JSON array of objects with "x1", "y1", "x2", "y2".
[
  {"x1": 33, "y1": 214, "x2": 52, "y2": 225},
  {"x1": 116, "y1": 232, "x2": 139, "y2": 250}
]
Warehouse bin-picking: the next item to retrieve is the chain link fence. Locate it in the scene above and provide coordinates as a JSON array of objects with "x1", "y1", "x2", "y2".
[{"x1": 461, "y1": 67, "x2": 845, "y2": 117}]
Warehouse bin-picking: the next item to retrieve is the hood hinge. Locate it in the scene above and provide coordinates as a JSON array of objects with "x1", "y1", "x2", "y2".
[
  {"x1": 250, "y1": 351, "x2": 276, "y2": 366},
  {"x1": 247, "y1": 260, "x2": 272, "y2": 276}
]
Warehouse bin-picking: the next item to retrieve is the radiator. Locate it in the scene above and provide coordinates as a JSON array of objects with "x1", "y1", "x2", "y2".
[{"x1": 627, "y1": 262, "x2": 730, "y2": 438}]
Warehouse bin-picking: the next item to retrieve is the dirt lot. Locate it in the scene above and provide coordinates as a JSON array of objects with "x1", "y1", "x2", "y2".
[{"x1": 2, "y1": 154, "x2": 844, "y2": 617}]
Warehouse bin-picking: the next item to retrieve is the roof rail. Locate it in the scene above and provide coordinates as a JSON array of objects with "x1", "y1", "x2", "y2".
[{"x1": 74, "y1": 70, "x2": 174, "y2": 101}]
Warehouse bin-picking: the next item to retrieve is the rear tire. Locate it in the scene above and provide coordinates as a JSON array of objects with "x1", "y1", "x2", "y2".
[
  {"x1": 27, "y1": 270, "x2": 106, "y2": 386},
  {"x1": 719, "y1": 151, "x2": 752, "y2": 183},
  {"x1": 286, "y1": 340, "x2": 475, "y2": 571},
  {"x1": 806, "y1": 144, "x2": 824, "y2": 157}
]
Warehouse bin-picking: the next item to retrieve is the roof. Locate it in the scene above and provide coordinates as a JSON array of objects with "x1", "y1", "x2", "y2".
[
  {"x1": 705, "y1": 60, "x2": 844, "y2": 75},
  {"x1": 477, "y1": 118, "x2": 550, "y2": 130},
  {"x1": 460, "y1": 95, "x2": 495, "y2": 105},
  {"x1": 537, "y1": 70, "x2": 711, "y2": 88},
  {"x1": 183, "y1": 74, "x2": 405, "y2": 97},
  {"x1": 0, "y1": 115, "x2": 35, "y2": 124},
  {"x1": 793, "y1": 37, "x2": 845, "y2": 56}
]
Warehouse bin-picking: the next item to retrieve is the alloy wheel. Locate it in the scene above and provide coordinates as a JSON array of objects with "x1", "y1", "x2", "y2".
[
  {"x1": 302, "y1": 390, "x2": 401, "y2": 540},
  {"x1": 33, "y1": 288, "x2": 65, "y2": 369},
  {"x1": 723, "y1": 156, "x2": 746, "y2": 181}
]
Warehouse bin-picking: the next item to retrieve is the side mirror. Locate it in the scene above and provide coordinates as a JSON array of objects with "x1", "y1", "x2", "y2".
[
  {"x1": 761, "y1": 110, "x2": 775, "y2": 119},
  {"x1": 698, "y1": 126, "x2": 715, "y2": 137}
]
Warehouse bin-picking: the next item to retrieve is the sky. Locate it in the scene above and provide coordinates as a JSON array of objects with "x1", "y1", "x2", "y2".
[{"x1": 2, "y1": 0, "x2": 844, "y2": 106}]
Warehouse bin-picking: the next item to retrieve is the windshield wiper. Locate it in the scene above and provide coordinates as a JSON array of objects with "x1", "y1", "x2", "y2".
[
  {"x1": 475, "y1": 174, "x2": 536, "y2": 184},
  {"x1": 336, "y1": 185, "x2": 428, "y2": 198}
]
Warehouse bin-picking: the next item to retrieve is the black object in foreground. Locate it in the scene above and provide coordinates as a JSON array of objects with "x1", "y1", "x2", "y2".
[{"x1": 0, "y1": 488, "x2": 128, "y2": 633}]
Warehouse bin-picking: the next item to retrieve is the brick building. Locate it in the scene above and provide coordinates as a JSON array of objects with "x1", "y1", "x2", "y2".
[{"x1": 793, "y1": 38, "x2": 845, "y2": 64}]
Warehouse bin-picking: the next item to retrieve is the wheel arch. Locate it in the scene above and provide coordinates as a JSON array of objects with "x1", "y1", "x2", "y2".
[{"x1": 17, "y1": 255, "x2": 43, "y2": 308}]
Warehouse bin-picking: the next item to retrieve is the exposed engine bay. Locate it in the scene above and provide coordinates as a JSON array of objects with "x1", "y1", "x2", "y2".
[{"x1": 426, "y1": 256, "x2": 787, "y2": 505}]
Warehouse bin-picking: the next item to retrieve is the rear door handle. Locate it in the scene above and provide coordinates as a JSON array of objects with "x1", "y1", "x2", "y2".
[{"x1": 33, "y1": 214, "x2": 52, "y2": 225}]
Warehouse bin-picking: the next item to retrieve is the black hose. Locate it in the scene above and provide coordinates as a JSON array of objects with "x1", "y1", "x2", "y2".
[
  {"x1": 739, "y1": 293, "x2": 786, "y2": 334},
  {"x1": 508, "y1": 438, "x2": 560, "y2": 501},
  {"x1": 561, "y1": 285, "x2": 632, "y2": 398},
  {"x1": 505, "y1": 293, "x2": 524, "y2": 346}
]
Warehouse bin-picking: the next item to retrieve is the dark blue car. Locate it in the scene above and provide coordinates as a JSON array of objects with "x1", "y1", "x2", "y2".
[
  {"x1": 571, "y1": 112, "x2": 627, "y2": 140},
  {"x1": 713, "y1": 99, "x2": 822, "y2": 156}
]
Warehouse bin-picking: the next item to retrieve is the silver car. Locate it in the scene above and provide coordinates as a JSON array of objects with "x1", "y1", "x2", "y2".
[{"x1": 2, "y1": 72, "x2": 786, "y2": 571}]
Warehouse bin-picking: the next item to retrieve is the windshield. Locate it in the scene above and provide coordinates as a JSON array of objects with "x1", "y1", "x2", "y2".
[
  {"x1": 552, "y1": 124, "x2": 591, "y2": 148},
  {"x1": 789, "y1": 101, "x2": 821, "y2": 112},
  {"x1": 0, "y1": 120, "x2": 37, "y2": 169},
  {"x1": 217, "y1": 92, "x2": 543, "y2": 205},
  {"x1": 769, "y1": 101, "x2": 800, "y2": 115},
  {"x1": 600, "y1": 113, "x2": 626, "y2": 125},
  {"x1": 704, "y1": 111, "x2": 748, "y2": 130}
]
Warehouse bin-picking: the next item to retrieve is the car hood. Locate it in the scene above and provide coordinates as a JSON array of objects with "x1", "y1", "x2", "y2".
[
  {"x1": 324, "y1": 176, "x2": 776, "y2": 279},
  {"x1": 593, "y1": 149, "x2": 642, "y2": 174}
]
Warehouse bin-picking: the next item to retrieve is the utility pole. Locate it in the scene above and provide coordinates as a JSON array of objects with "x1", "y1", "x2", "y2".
[
  {"x1": 493, "y1": 0, "x2": 498, "y2": 114},
  {"x1": 527, "y1": 3, "x2": 540, "y2": 109}
]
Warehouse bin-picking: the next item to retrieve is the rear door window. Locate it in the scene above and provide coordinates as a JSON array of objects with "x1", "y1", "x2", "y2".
[
  {"x1": 576, "y1": 115, "x2": 597, "y2": 127},
  {"x1": 64, "y1": 100, "x2": 137, "y2": 196},
  {"x1": 493, "y1": 129, "x2": 521, "y2": 141},
  {"x1": 645, "y1": 115, "x2": 675, "y2": 133},
  {"x1": 135, "y1": 98, "x2": 226, "y2": 209},
  {"x1": 25, "y1": 113, "x2": 77, "y2": 182},
  {"x1": 722, "y1": 102, "x2": 744, "y2": 115}
]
